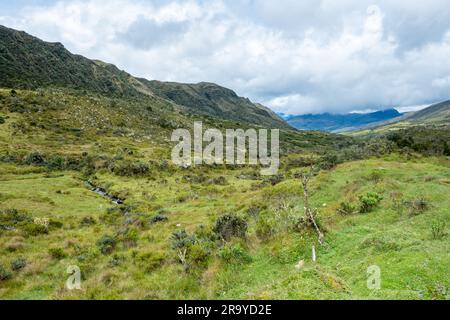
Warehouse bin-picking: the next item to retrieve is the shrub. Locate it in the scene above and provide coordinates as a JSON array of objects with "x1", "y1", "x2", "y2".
[
  {"x1": 336, "y1": 202, "x2": 357, "y2": 215},
  {"x1": 48, "y1": 247, "x2": 67, "y2": 260},
  {"x1": 171, "y1": 230, "x2": 196, "y2": 250},
  {"x1": 0, "y1": 116, "x2": 5, "y2": 124},
  {"x1": 219, "y1": 243, "x2": 252, "y2": 264},
  {"x1": 213, "y1": 214, "x2": 247, "y2": 241},
  {"x1": 97, "y1": 235, "x2": 117, "y2": 255},
  {"x1": 0, "y1": 265, "x2": 12, "y2": 281},
  {"x1": 80, "y1": 216, "x2": 96, "y2": 226},
  {"x1": 11, "y1": 257, "x2": 27, "y2": 271},
  {"x1": 113, "y1": 161, "x2": 150, "y2": 176},
  {"x1": 150, "y1": 213, "x2": 168, "y2": 224},
  {"x1": 358, "y1": 192, "x2": 383, "y2": 213},
  {"x1": 25, "y1": 152, "x2": 46, "y2": 166},
  {"x1": 431, "y1": 220, "x2": 446, "y2": 240}
]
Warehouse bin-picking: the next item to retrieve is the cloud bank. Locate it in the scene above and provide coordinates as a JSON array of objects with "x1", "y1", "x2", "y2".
[{"x1": 2, "y1": 0, "x2": 450, "y2": 115}]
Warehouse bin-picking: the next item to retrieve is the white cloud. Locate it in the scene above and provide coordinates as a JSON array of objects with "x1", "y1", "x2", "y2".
[{"x1": 3, "y1": 0, "x2": 450, "y2": 115}]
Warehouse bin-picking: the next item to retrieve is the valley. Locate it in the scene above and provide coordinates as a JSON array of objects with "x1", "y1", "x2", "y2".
[{"x1": 0, "y1": 25, "x2": 449, "y2": 300}]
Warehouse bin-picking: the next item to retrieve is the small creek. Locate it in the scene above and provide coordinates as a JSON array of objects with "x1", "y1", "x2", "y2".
[{"x1": 85, "y1": 180, "x2": 124, "y2": 205}]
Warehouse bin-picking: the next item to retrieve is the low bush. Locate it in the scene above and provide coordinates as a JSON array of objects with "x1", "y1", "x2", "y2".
[
  {"x1": 171, "y1": 230, "x2": 196, "y2": 250},
  {"x1": 213, "y1": 214, "x2": 247, "y2": 241},
  {"x1": 48, "y1": 247, "x2": 67, "y2": 260},
  {"x1": 97, "y1": 235, "x2": 117, "y2": 255},
  {"x1": 358, "y1": 192, "x2": 383, "y2": 213},
  {"x1": 80, "y1": 216, "x2": 96, "y2": 226},
  {"x1": 149, "y1": 213, "x2": 168, "y2": 224},
  {"x1": 11, "y1": 258, "x2": 27, "y2": 271},
  {"x1": 113, "y1": 161, "x2": 150, "y2": 177}
]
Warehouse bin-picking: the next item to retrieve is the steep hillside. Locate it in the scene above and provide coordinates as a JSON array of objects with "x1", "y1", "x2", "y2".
[
  {"x1": 405, "y1": 100, "x2": 450, "y2": 124},
  {"x1": 0, "y1": 25, "x2": 288, "y2": 129},
  {"x1": 0, "y1": 25, "x2": 141, "y2": 96},
  {"x1": 287, "y1": 109, "x2": 403, "y2": 132},
  {"x1": 141, "y1": 80, "x2": 289, "y2": 129}
]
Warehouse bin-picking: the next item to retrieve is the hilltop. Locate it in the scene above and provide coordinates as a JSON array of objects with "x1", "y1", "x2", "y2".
[{"x1": 0, "y1": 25, "x2": 288, "y2": 129}]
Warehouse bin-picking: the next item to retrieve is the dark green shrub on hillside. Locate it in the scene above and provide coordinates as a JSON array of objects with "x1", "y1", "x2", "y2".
[
  {"x1": 171, "y1": 230, "x2": 196, "y2": 250},
  {"x1": 113, "y1": 161, "x2": 150, "y2": 176},
  {"x1": 80, "y1": 216, "x2": 96, "y2": 226},
  {"x1": 11, "y1": 257, "x2": 27, "y2": 271},
  {"x1": 97, "y1": 235, "x2": 117, "y2": 255},
  {"x1": 150, "y1": 213, "x2": 168, "y2": 224},
  {"x1": 0, "y1": 116, "x2": 5, "y2": 124},
  {"x1": 358, "y1": 192, "x2": 383, "y2": 213},
  {"x1": 48, "y1": 247, "x2": 67, "y2": 260},
  {"x1": 25, "y1": 152, "x2": 46, "y2": 166},
  {"x1": 213, "y1": 214, "x2": 247, "y2": 241}
]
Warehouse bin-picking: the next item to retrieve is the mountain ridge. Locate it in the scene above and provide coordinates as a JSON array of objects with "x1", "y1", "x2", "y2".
[
  {"x1": 0, "y1": 25, "x2": 289, "y2": 129},
  {"x1": 286, "y1": 109, "x2": 403, "y2": 132}
]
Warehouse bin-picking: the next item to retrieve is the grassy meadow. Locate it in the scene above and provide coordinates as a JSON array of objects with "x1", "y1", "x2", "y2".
[{"x1": 0, "y1": 88, "x2": 449, "y2": 300}]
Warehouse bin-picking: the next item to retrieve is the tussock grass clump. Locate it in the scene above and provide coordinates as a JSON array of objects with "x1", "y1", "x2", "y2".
[
  {"x1": 219, "y1": 243, "x2": 252, "y2": 265},
  {"x1": 0, "y1": 265, "x2": 12, "y2": 281},
  {"x1": 430, "y1": 220, "x2": 446, "y2": 240},
  {"x1": 134, "y1": 251, "x2": 166, "y2": 273}
]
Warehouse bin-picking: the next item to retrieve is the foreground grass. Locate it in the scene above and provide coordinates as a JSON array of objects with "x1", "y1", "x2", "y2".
[{"x1": 0, "y1": 156, "x2": 448, "y2": 300}]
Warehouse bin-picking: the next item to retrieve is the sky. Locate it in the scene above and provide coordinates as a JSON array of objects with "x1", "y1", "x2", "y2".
[{"x1": 1, "y1": 0, "x2": 450, "y2": 115}]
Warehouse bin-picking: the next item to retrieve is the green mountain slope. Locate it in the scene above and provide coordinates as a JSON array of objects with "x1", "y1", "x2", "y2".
[
  {"x1": 0, "y1": 25, "x2": 288, "y2": 129},
  {"x1": 405, "y1": 100, "x2": 450, "y2": 124},
  {"x1": 141, "y1": 80, "x2": 289, "y2": 129}
]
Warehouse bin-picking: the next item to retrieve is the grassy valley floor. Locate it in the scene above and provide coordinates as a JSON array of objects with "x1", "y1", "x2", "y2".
[{"x1": 0, "y1": 156, "x2": 448, "y2": 299}]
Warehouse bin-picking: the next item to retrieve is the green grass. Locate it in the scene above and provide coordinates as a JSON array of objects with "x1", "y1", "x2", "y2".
[{"x1": 1, "y1": 157, "x2": 448, "y2": 299}]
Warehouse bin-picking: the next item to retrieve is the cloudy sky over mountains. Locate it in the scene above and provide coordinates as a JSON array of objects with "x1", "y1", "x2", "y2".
[{"x1": 1, "y1": 0, "x2": 450, "y2": 115}]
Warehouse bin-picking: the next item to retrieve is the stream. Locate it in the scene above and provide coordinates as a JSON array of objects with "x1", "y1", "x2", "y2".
[{"x1": 85, "y1": 180, "x2": 124, "y2": 205}]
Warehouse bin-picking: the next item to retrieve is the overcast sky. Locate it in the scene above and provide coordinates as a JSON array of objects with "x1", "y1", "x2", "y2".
[{"x1": 2, "y1": 0, "x2": 450, "y2": 115}]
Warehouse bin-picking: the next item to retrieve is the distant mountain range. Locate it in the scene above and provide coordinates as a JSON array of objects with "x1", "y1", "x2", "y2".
[
  {"x1": 0, "y1": 25, "x2": 288, "y2": 129},
  {"x1": 352, "y1": 100, "x2": 450, "y2": 134},
  {"x1": 285, "y1": 109, "x2": 403, "y2": 132}
]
